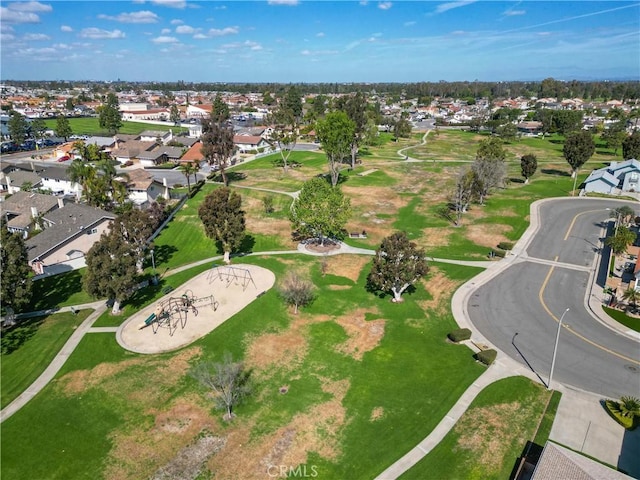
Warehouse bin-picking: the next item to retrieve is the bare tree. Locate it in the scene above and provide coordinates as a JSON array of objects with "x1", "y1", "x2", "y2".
[
  {"x1": 452, "y1": 167, "x2": 475, "y2": 225},
  {"x1": 278, "y1": 271, "x2": 316, "y2": 314},
  {"x1": 471, "y1": 157, "x2": 506, "y2": 205},
  {"x1": 190, "y1": 353, "x2": 252, "y2": 421}
]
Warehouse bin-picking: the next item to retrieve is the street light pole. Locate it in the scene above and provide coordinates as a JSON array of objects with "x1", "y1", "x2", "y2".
[
  {"x1": 150, "y1": 248, "x2": 157, "y2": 285},
  {"x1": 548, "y1": 307, "x2": 570, "y2": 390}
]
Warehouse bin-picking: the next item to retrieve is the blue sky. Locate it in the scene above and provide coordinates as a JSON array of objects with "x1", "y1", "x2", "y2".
[{"x1": 1, "y1": 1, "x2": 638, "y2": 82}]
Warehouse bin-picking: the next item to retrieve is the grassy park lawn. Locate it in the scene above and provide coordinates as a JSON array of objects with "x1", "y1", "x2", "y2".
[
  {"x1": 43, "y1": 117, "x2": 187, "y2": 137},
  {"x1": 1, "y1": 309, "x2": 92, "y2": 408},
  {"x1": 400, "y1": 376, "x2": 561, "y2": 480},
  {"x1": 26, "y1": 268, "x2": 94, "y2": 312},
  {"x1": 1, "y1": 256, "x2": 487, "y2": 480},
  {"x1": 603, "y1": 306, "x2": 640, "y2": 333}
]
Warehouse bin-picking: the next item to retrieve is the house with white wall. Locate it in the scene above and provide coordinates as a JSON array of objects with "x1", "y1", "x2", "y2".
[{"x1": 122, "y1": 169, "x2": 170, "y2": 206}]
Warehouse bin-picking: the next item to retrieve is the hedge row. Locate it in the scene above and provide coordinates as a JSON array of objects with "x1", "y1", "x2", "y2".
[
  {"x1": 448, "y1": 328, "x2": 472, "y2": 342},
  {"x1": 475, "y1": 349, "x2": 497, "y2": 366}
]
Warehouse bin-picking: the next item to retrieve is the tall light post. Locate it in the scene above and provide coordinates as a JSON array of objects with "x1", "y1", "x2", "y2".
[
  {"x1": 548, "y1": 307, "x2": 570, "y2": 390},
  {"x1": 150, "y1": 248, "x2": 157, "y2": 285}
]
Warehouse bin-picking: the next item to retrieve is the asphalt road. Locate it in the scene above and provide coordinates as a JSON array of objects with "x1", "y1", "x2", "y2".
[{"x1": 468, "y1": 198, "x2": 640, "y2": 398}]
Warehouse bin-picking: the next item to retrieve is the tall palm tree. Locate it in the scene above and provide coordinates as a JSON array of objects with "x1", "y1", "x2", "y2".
[
  {"x1": 67, "y1": 159, "x2": 93, "y2": 201},
  {"x1": 622, "y1": 287, "x2": 640, "y2": 310},
  {"x1": 619, "y1": 396, "x2": 640, "y2": 419},
  {"x1": 179, "y1": 162, "x2": 196, "y2": 192}
]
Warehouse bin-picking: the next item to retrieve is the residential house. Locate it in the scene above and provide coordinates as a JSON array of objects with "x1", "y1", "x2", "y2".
[
  {"x1": 138, "y1": 130, "x2": 174, "y2": 144},
  {"x1": 186, "y1": 104, "x2": 212, "y2": 118},
  {"x1": 25, "y1": 201, "x2": 115, "y2": 276},
  {"x1": 583, "y1": 159, "x2": 640, "y2": 195},
  {"x1": 123, "y1": 168, "x2": 170, "y2": 206},
  {"x1": 0, "y1": 169, "x2": 42, "y2": 194},
  {"x1": 121, "y1": 108, "x2": 170, "y2": 121},
  {"x1": 233, "y1": 134, "x2": 271, "y2": 153},
  {"x1": 39, "y1": 166, "x2": 82, "y2": 197},
  {"x1": 516, "y1": 121, "x2": 544, "y2": 136},
  {"x1": 179, "y1": 141, "x2": 205, "y2": 165},
  {"x1": 110, "y1": 140, "x2": 158, "y2": 165},
  {"x1": 1, "y1": 191, "x2": 60, "y2": 237}
]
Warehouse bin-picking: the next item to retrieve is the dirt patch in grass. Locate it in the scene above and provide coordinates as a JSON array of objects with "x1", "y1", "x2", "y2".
[
  {"x1": 59, "y1": 357, "x2": 145, "y2": 396},
  {"x1": 327, "y1": 285, "x2": 351, "y2": 291},
  {"x1": 208, "y1": 377, "x2": 350, "y2": 479},
  {"x1": 323, "y1": 255, "x2": 370, "y2": 282},
  {"x1": 454, "y1": 402, "x2": 526, "y2": 473},
  {"x1": 335, "y1": 308, "x2": 385, "y2": 360},
  {"x1": 152, "y1": 434, "x2": 226, "y2": 480},
  {"x1": 370, "y1": 406, "x2": 384, "y2": 421},
  {"x1": 104, "y1": 394, "x2": 215, "y2": 480},
  {"x1": 421, "y1": 227, "x2": 452, "y2": 247},
  {"x1": 418, "y1": 268, "x2": 459, "y2": 314},
  {"x1": 465, "y1": 223, "x2": 512, "y2": 249}
]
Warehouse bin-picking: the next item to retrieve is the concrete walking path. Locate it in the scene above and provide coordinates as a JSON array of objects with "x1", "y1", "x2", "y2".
[{"x1": 0, "y1": 303, "x2": 107, "y2": 423}]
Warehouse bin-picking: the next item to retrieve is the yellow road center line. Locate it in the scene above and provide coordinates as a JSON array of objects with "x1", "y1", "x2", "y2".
[{"x1": 538, "y1": 256, "x2": 640, "y2": 365}]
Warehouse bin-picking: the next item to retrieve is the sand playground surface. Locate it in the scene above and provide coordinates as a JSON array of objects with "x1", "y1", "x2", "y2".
[{"x1": 117, "y1": 264, "x2": 276, "y2": 354}]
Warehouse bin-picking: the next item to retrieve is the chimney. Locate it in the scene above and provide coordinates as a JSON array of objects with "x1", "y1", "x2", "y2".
[
  {"x1": 30, "y1": 206, "x2": 38, "y2": 218},
  {"x1": 5, "y1": 175, "x2": 11, "y2": 192},
  {"x1": 163, "y1": 177, "x2": 168, "y2": 187},
  {"x1": 30, "y1": 161, "x2": 35, "y2": 172},
  {"x1": 57, "y1": 198, "x2": 64, "y2": 209}
]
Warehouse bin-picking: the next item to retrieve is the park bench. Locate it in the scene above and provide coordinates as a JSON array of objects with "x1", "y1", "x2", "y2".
[
  {"x1": 349, "y1": 231, "x2": 368, "y2": 239},
  {"x1": 144, "y1": 313, "x2": 157, "y2": 325}
]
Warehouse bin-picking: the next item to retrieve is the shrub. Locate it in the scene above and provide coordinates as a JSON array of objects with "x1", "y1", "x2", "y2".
[
  {"x1": 448, "y1": 328, "x2": 472, "y2": 342},
  {"x1": 262, "y1": 196, "x2": 274, "y2": 214},
  {"x1": 604, "y1": 399, "x2": 637, "y2": 429},
  {"x1": 490, "y1": 248, "x2": 506, "y2": 258},
  {"x1": 475, "y1": 349, "x2": 497, "y2": 365},
  {"x1": 497, "y1": 241, "x2": 514, "y2": 251}
]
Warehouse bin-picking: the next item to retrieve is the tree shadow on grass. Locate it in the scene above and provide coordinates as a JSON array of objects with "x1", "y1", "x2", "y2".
[
  {"x1": 364, "y1": 281, "x2": 417, "y2": 301},
  {"x1": 1, "y1": 316, "x2": 45, "y2": 354},
  {"x1": 149, "y1": 244, "x2": 178, "y2": 269},
  {"x1": 28, "y1": 270, "x2": 84, "y2": 311},
  {"x1": 209, "y1": 172, "x2": 247, "y2": 184},
  {"x1": 549, "y1": 139, "x2": 565, "y2": 145},
  {"x1": 541, "y1": 168, "x2": 571, "y2": 177},
  {"x1": 510, "y1": 177, "x2": 526, "y2": 184}
]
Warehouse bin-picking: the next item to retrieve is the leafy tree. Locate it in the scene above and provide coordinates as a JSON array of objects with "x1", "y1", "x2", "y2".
[
  {"x1": 282, "y1": 85, "x2": 303, "y2": 120},
  {"x1": 623, "y1": 131, "x2": 640, "y2": 160},
  {"x1": 614, "y1": 205, "x2": 636, "y2": 227},
  {"x1": 520, "y1": 153, "x2": 538, "y2": 184},
  {"x1": 55, "y1": 115, "x2": 72, "y2": 141},
  {"x1": 278, "y1": 271, "x2": 316, "y2": 314},
  {"x1": 289, "y1": 177, "x2": 351, "y2": 245},
  {"x1": 262, "y1": 91, "x2": 275, "y2": 106},
  {"x1": 169, "y1": 104, "x2": 180, "y2": 125},
  {"x1": 472, "y1": 137, "x2": 507, "y2": 204},
  {"x1": 83, "y1": 227, "x2": 138, "y2": 314},
  {"x1": 267, "y1": 98, "x2": 299, "y2": 174},
  {"x1": 65, "y1": 97, "x2": 75, "y2": 110},
  {"x1": 67, "y1": 159, "x2": 92, "y2": 200},
  {"x1": 393, "y1": 117, "x2": 413, "y2": 139},
  {"x1": 212, "y1": 93, "x2": 230, "y2": 121},
  {"x1": 98, "y1": 92, "x2": 122, "y2": 135},
  {"x1": 198, "y1": 187, "x2": 246, "y2": 264},
  {"x1": 8, "y1": 110, "x2": 28, "y2": 145},
  {"x1": 554, "y1": 110, "x2": 584, "y2": 135},
  {"x1": 201, "y1": 115, "x2": 235, "y2": 186},
  {"x1": 367, "y1": 231, "x2": 429, "y2": 303},
  {"x1": 563, "y1": 130, "x2": 595, "y2": 178},
  {"x1": 190, "y1": 352, "x2": 252, "y2": 421},
  {"x1": 113, "y1": 209, "x2": 155, "y2": 272},
  {"x1": 0, "y1": 223, "x2": 33, "y2": 312},
  {"x1": 30, "y1": 118, "x2": 47, "y2": 145},
  {"x1": 605, "y1": 226, "x2": 636, "y2": 255},
  {"x1": 451, "y1": 167, "x2": 475, "y2": 225},
  {"x1": 315, "y1": 111, "x2": 355, "y2": 187},
  {"x1": 496, "y1": 123, "x2": 517, "y2": 142},
  {"x1": 336, "y1": 92, "x2": 368, "y2": 169},
  {"x1": 476, "y1": 136, "x2": 507, "y2": 162}
]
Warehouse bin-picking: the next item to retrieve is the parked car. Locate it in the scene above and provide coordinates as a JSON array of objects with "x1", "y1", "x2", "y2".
[{"x1": 57, "y1": 155, "x2": 70, "y2": 162}]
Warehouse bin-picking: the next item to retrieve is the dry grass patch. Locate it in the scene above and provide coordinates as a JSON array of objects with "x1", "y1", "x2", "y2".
[
  {"x1": 208, "y1": 378, "x2": 350, "y2": 479},
  {"x1": 323, "y1": 255, "x2": 370, "y2": 282},
  {"x1": 453, "y1": 402, "x2": 528, "y2": 474},
  {"x1": 418, "y1": 268, "x2": 459, "y2": 314},
  {"x1": 334, "y1": 308, "x2": 385, "y2": 361},
  {"x1": 421, "y1": 227, "x2": 452, "y2": 248},
  {"x1": 465, "y1": 223, "x2": 512, "y2": 249},
  {"x1": 58, "y1": 357, "x2": 145, "y2": 396},
  {"x1": 370, "y1": 406, "x2": 385, "y2": 421}
]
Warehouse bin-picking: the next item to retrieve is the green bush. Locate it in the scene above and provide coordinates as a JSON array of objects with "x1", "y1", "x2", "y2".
[
  {"x1": 604, "y1": 400, "x2": 637, "y2": 429},
  {"x1": 448, "y1": 328, "x2": 472, "y2": 342},
  {"x1": 497, "y1": 241, "x2": 514, "y2": 251},
  {"x1": 475, "y1": 349, "x2": 497, "y2": 366},
  {"x1": 490, "y1": 248, "x2": 506, "y2": 258}
]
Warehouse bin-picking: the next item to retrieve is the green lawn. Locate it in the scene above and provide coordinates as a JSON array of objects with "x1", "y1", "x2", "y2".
[
  {"x1": 1, "y1": 309, "x2": 92, "y2": 408},
  {"x1": 26, "y1": 269, "x2": 94, "y2": 312},
  {"x1": 603, "y1": 306, "x2": 640, "y2": 333},
  {"x1": 43, "y1": 117, "x2": 188, "y2": 137},
  {"x1": 400, "y1": 376, "x2": 558, "y2": 480},
  {"x1": 0, "y1": 257, "x2": 487, "y2": 479}
]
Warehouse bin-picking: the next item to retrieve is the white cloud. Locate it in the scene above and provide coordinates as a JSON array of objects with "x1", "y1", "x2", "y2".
[
  {"x1": 434, "y1": 1, "x2": 476, "y2": 14},
  {"x1": 378, "y1": 2, "x2": 392, "y2": 10},
  {"x1": 404, "y1": 21, "x2": 416, "y2": 27},
  {"x1": 79, "y1": 28, "x2": 125, "y2": 39},
  {"x1": 150, "y1": 0, "x2": 186, "y2": 8},
  {"x1": 151, "y1": 35, "x2": 178, "y2": 43},
  {"x1": 214, "y1": 5, "x2": 226, "y2": 9},
  {"x1": 0, "y1": 33, "x2": 16, "y2": 41},
  {"x1": 316, "y1": 32, "x2": 325, "y2": 37},
  {"x1": 60, "y1": 25, "x2": 72, "y2": 32},
  {"x1": 7, "y1": 2, "x2": 52, "y2": 13},
  {"x1": 503, "y1": 9, "x2": 526, "y2": 16},
  {"x1": 53, "y1": 43, "x2": 71, "y2": 49},
  {"x1": 360, "y1": 1, "x2": 368, "y2": 5},
  {"x1": 170, "y1": 19, "x2": 183, "y2": 25},
  {"x1": 221, "y1": 40, "x2": 262, "y2": 50},
  {"x1": 161, "y1": 28, "x2": 171, "y2": 34},
  {"x1": 23, "y1": 32, "x2": 49, "y2": 40},
  {"x1": 193, "y1": 33, "x2": 207, "y2": 39},
  {"x1": 1, "y1": 23, "x2": 15, "y2": 32},
  {"x1": 98, "y1": 10, "x2": 159, "y2": 24},
  {"x1": 208, "y1": 26, "x2": 239, "y2": 36},
  {"x1": 268, "y1": 0, "x2": 299, "y2": 5},
  {"x1": 176, "y1": 24, "x2": 198, "y2": 34},
  {"x1": 0, "y1": 7, "x2": 40, "y2": 23}
]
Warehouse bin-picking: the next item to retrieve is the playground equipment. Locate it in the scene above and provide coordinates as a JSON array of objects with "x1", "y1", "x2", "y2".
[
  {"x1": 139, "y1": 289, "x2": 219, "y2": 336},
  {"x1": 207, "y1": 265, "x2": 257, "y2": 291}
]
